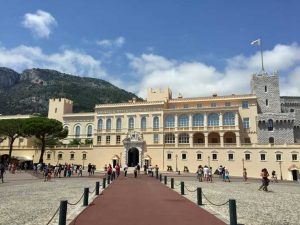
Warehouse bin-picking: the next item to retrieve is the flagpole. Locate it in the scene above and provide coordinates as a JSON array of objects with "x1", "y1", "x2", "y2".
[{"x1": 260, "y1": 39, "x2": 265, "y2": 72}]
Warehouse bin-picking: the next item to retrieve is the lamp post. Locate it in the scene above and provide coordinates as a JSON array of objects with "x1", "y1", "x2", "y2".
[
  {"x1": 242, "y1": 158, "x2": 245, "y2": 171},
  {"x1": 279, "y1": 161, "x2": 283, "y2": 180},
  {"x1": 120, "y1": 152, "x2": 122, "y2": 166},
  {"x1": 175, "y1": 154, "x2": 178, "y2": 172},
  {"x1": 208, "y1": 156, "x2": 210, "y2": 168}
]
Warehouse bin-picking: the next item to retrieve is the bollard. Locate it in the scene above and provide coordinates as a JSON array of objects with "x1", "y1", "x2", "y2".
[
  {"x1": 96, "y1": 181, "x2": 100, "y2": 195},
  {"x1": 180, "y1": 181, "x2": 184, "y2": 195},
  {"x1": 197, "y1": 187, "x2": 202, "y2": 205},
  {"x1": 83, "y1": 188, "x2": 89, "y2": 206},
  {"x1": 164, "y1": 176, "x2": 167, "y2": 185},
  {"x1": 159, "y1": 174, "x2": 162, "y2": 182},
  {"x1": 229, "y1": 199, "x2": 237, "y2": 225},
  {"x1": 102, "y1": 178, "x2": 106, "y2": 189},
  {"x1": 58, "y1": 200, "x2": 67, "y2": 225},
  {"x1": 178, "y1": 171, "x2": 181, "y2": 175},
  {"x1": 156, "y1": 171, "x2": 159, "y2": 179},
  {"x1": 171, "y1": 178, "x2": 174, "y2": 189}
]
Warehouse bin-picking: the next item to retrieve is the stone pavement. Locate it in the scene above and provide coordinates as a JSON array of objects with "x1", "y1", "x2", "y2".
[{"x1": 70, "y1": 173, "x2": 226, "y2": 225}]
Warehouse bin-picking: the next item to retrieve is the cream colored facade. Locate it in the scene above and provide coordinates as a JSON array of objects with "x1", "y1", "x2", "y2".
[{"x1": 1, "y1": 87, "x2": 299, "y2": 181}]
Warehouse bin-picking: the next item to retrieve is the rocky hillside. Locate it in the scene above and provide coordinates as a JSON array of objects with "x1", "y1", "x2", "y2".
[{"x1": 0, "y1": 67, "x2": 139, "y2": 116}]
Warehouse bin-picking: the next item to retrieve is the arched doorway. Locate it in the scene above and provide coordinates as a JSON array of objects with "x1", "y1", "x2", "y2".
[
  {"x1": 208, "y1": 132, "x2": 220, "y2": 144},
  {"x1": 128, "y1": 148, "x2": 139, "y2": 167},
  {"x1": 224, "y1": 132, "x2": 236, "y2": 144},
  {"x1": 291, "y1": 170, "x2": 299, "y2": 181}
]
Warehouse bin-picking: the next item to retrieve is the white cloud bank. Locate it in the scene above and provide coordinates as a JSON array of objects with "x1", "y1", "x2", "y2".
[
  {"x1": 96, "y1": 36, "x2": 125, "y2": 48},
  {"x1": 0, "y1": 45, "x2": 106, "y2": 78},
  {"x1": 127, "y1": 43, "x2": 300, "y2": 98},
  {"x1": 22, "y1": 10, "x2": 57, "y2": 38}
]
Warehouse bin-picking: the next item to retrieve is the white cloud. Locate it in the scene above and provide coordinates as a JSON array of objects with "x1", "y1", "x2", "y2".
[
  {"x1": 22, "y1": 10, "x2": 57, "y2": 38},
  {"x1": 0, "y1": 45, "x2": 106, "y2": 78},
  {"x1": 127, "y1": 43, "x2": 300, "y2": 98},
  {"x1": 96, "y1": 36, "x2": 125, "y2": 48}
]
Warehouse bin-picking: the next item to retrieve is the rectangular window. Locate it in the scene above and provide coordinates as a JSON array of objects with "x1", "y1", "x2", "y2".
[
  {"x1": 47, "y1": 153, "x2": 51, "y2": 160},
  {"x1": 183, "y1": 104, "x2": 189, "y2": 108},
  {"x1": 106, "y1": 135, "x2": 110, "y2": 144},
  {"x1": 197, "y1": 103, "x2": 202, "y2": 108},
  {"x1": 228, "y1": 153, "x2": 234, "y2": 161},
  {"x1": 70, "y1": 153, "x2": 74, "y2": 160},
  {"x1": 82, "y1": 153, "x2": 87, "y2": 160},
  {"x1": 245, "y1": 153, "x2": 251, "y2": 161},
  {"x1": 182, "y1": 153, "x2": 187, "y2": 160},
  {"x1": 292, "y1": 154, "x2": 298, "y2": 161},
  {"x1": 153, "y1": 134, "x2": 159, "y2": 144},
  {"x1": 167, "y1": 153, "x2": 172, "y2": 160},
  {"x1": 225, "y1": 102, "x2": 231, "y2": 107},
  {"x1": 211, "y1": 102, "x2": 217, "y2": 107},
  {"x1": 242, "y1": 101, "x2": 249, "y2": 109},
  {"x1": 97, "y1": 136, "x2": 101, "y2": 143},
  {"x1": 276, "y1": 154, "x2": 282, "y2": 161},
  {"x1": 212, "y1": 153, "x2": 217, "y2": 160},
  {"x1": 197, "y1": 154, "x2": 202, "y2": 160},
  {"x1": 243, "y1": 118, "x2": 250, "y2": 129},
  {"x1": 58, "y1": 153, "x2": 63, "y2": 160},
  {"x1": 116, "y1": 135, "x2": 121, "y2": 144},
  {"x1": 260, "y1": 154, "x2": 266, "y2": 161}
]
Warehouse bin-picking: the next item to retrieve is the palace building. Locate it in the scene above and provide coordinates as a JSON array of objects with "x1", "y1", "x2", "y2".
[{"x1": 1, "y1": 72, "x2": 300, "y2": 180}]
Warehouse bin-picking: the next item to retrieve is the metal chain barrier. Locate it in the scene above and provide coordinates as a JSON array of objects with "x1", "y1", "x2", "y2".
[
  {"x1": 174, "y1": 181, "x2": 181, "y2": 186},
  {"x1": 45, "y1": 205, "x2": 60, "y2": 225},
  {"x1": 67, "y1": 193, "x2": 85, "y2": 206},
  {"x1": 89, "y1": 187, "x2": 96, "y2": 194},
  {"x1": 202, "y1": 192, "x2": 229, "y2": 206},
  {"x1": 184, "y1": 185, "x2": 197, "y2": 192}
]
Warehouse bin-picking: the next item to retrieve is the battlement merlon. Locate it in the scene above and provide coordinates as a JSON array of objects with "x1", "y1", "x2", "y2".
[{"x1": 147, "y1": 87, "x2": 172, "y2": 102}]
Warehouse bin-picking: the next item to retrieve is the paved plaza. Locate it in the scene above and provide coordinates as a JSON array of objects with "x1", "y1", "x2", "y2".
[{"x1": 0, "y1": 171, "x2": 299, "y2": 225}]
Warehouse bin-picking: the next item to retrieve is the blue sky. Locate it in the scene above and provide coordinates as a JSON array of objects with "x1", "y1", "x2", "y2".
[{"x1": 1, "y1": 0, "x2": 300, "y2": 97}]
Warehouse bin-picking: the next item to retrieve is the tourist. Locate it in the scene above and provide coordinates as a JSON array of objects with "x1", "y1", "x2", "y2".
[
  {"x1": 243, "y1": 168, "x2": 248, "y2": 182},
  {"x1": 78, "y1": 166, "x2": 83, "y2": 176},
  {"x1": 24, "y1": 162, "x2": 28, "y2": 171},
  {"x1": 124, "y1": 164, "x2": 128, "y2": 177},
  {"x1": 224, "y1": 169, "x2": 230, "y2": 182},
  {"x1": 44, "y1": 165, "x2": 49, "y2": 182},
  {"x1": 92, "y1": 165, "x2": 95, "y2": 176},
  {"x1": 54, "y1": 165, "x2": 59, "y2": 178},
  {"x1": 134, "y1": 165, "x2": 138, "y2": 178},
  {"x1": 203, "y1": 166, "x2": 208, "y2": 181},
  {"x1": 112, "y1": 166, "x2": 116, "y2": 180},
  {"x1": 271, "y1": 170, "x2": 278, "y2": 183},
  {"x1": 218, "y1": 165, "x2": 223, "y2": 179},
  {"x1": 258, "y1": 168, "x2": 270, "y2": 192},
  {"x1": 115, "y1": 164, "x2": 120, "y2": 177},
  {"x1": 208, "y1": 167, "x2": 213, "y2": 182},
  {"x1": 0, "y1": 162, "x2": 5, "y2": 183},
  {"x1": 143, "y1": 164, "x2": 147, "y2": 174},
  {"x1": 155, "y1": 165, "x2": 159, "y2": 178},
  {"x1": 197, "y1": 165, "x2": 203, "y2": 182},
  {"x1": 137, "y1": 164, "x2": 140, "y2": 174},
  {"x1": 58, "y1": 165, "x2": 62, "y2": 178},
  {"x1": 107, "y1": 164, "x2": 112, "y2": 180},
  {"x1": 88, "y1": 163, "x2": 92, "y2": 176},
  {"x1": 148, "y1": 164, "x2": 152, "y2": 176}
]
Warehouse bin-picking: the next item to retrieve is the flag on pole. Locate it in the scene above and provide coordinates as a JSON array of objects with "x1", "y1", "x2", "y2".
[{"x1": 251, "y1": 39, "x2": 261, "y2": 46}]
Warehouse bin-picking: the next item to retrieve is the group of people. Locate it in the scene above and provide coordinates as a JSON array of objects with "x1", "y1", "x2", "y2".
[{"x1": 196, "y1": 165, "x2": 214, "y2": 182}]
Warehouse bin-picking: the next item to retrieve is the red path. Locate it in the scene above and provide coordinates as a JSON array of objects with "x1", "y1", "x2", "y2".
[{"x1": 70, "y1": 174, "x2": 226, "y2": 225}]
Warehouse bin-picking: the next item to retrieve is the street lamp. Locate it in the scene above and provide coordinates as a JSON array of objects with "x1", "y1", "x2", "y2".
[
  {"x1": 279, "y1": 161, "x2": 283, "y2": 180},
  {"x1": 208, "y1": 156, "x2": 210, "y2": 168},
  {"x1": 242, "y1": 158, "x2": 245, "y2": 171},
  {"x1": 175, "y1": 154, "x2": 178, "y2": 172}
]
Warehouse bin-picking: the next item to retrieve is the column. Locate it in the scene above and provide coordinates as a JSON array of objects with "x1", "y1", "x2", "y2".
[
  {"x1": 204, "y1": 113, "x2": 208, "y2": 130},
  {"x1": 235, "y1": 112, "x2": 239, "y2": 129},
  {"x1": 235, "y1": 132, "x2": 241, "y2": 147},
  {"x1": 189, "y1": 114, "x2": 193, "y2": 129},
  {"x1": 175, "y1": 133, "x2": 178, "y2": 147},
  {"x1": 219, "y1": 112, "x2": 223, "y2": 130},
  {"x1": 189, "y1": 133, "x2": 193, "y2": 148},
  {"x1": 204, "y1": 132, "x2": 208, "y2": 147},
  {"x1": 174, "y1": 114, "x2": 178, "y2": 131},
  {"x1": 220, "y1": 132, "x2": 224, "y2": 147}
]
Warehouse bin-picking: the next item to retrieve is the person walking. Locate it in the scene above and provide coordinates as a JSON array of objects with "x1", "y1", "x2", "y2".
[
  {"x1": 243, "y1": 168, "x2": 248, "y2": 182},
  {"x1": 258, "y1": 168, "x2": 270, "y2": 192},
  {"x1": 155, "y1": 165, "x2": 159, "y2": 178},
  {"x1": 271, "y1": 170, "x2": 278, "y2": 183},
  {"x1": 78, "y1": 166, "x2": 83, "y2": 176},
  {"x1": 137, "y1": 164, "x2": 141, "y2": 174},
  {"x1": 224, "y1": 169, "x2": 231, "y2": 182},
  {"x1": 197, "y1": 165, "x2": 203, "y2": 182},
  {"x1": 143, "y1": 164, "x2": 147, "y2": 174},
  {"x1": 134, "y1": 165, "x2": 138, "y2": 178},
  {"x1": 208, "y1": 167, "x2": 213, "y2": 183},
  {"x1": 0, "y1": 162, "x2": 5, "y2": 183},
  {"x1": 107, "y1": 164, "x2": 112, "y2": 180},
  {"x1": 203, "y1": 166, "x2": 208, "y2": 182},
  {"x1": 124, "y1": 164, "x2": 128, "y2": 177},
  {"x1": 115, "y1": 164, "x2": 120, "y2": 177},
  {"x1": 44, "y1": 165, "x2": 49, "y2": 182},
  {"x1": 88, "y1": 163, "x2": 92, "y2": 176}
]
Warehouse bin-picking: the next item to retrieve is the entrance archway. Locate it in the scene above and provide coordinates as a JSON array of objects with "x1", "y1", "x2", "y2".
[
  {"x1": 291, "y1": 170, "x2": 299, "y2": 181},
  {"x1": 128, "y1": 148, "x2": 139, "y2": 167}
]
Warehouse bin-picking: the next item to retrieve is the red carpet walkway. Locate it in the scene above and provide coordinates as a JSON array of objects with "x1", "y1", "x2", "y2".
[{"x1": 70, "y1": 174, "x2": 226, "y2": 225}]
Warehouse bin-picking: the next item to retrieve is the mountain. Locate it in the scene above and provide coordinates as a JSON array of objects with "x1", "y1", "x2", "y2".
[{"x1": 0, "y1": 67, "x2": 140, "y2": 116}]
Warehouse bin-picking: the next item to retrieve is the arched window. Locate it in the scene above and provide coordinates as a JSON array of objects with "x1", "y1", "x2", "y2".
[
  {"x1": 153, "y1": 116, "x2": 159, "y2": 129},
  {"x1": 179, "y1": 133, "x2": 189, "y2": 143},
  {"x1": 87, "y1": 125, "x2": 93, "y2": 137},
  {"x1": 269, "y1": 137, "x2": 274, "y2": 144},
  {"x1": 98, "y1": 119, "x2": 103, "y2": 130},
  {"x1": 75, "y1": 125, "x2": 81, "y2": 138},
  {"x1": 64, "y1": 126, "x2": 69, "y2": 130},
  {"x1": 223, "y1": 112, "x2": 235, "y2": 126},
  {"x1": 164, "y1": 133, "x2": 175, "y2": 143},
  {"x1": 193, "y1": 114, "x2": 204, "y2": 127},
  {"x1": 208, "y1": 113, "x2": 219, "y2": 126},
  {"x1": 268, "y1": 119, "x2": 273, "y2": 131},
  {"x1": 106, "y1": 119, "x2": 111, "y2": 130},
  {"x1": 141, "y1": 117, "x2": 147, "y2": 129},
  {"x1": 116, "y1": 118, "x2": 122, "y2": 130},
  {"x1": 128, "y1": 117, "x2": 134, "y2": 129},
  {"x1": 178, "y1": 115, "x2": 189, "y2": 127},
  {"x1": 165, "y1": 115, "x2": 175, "y2": 128}
]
